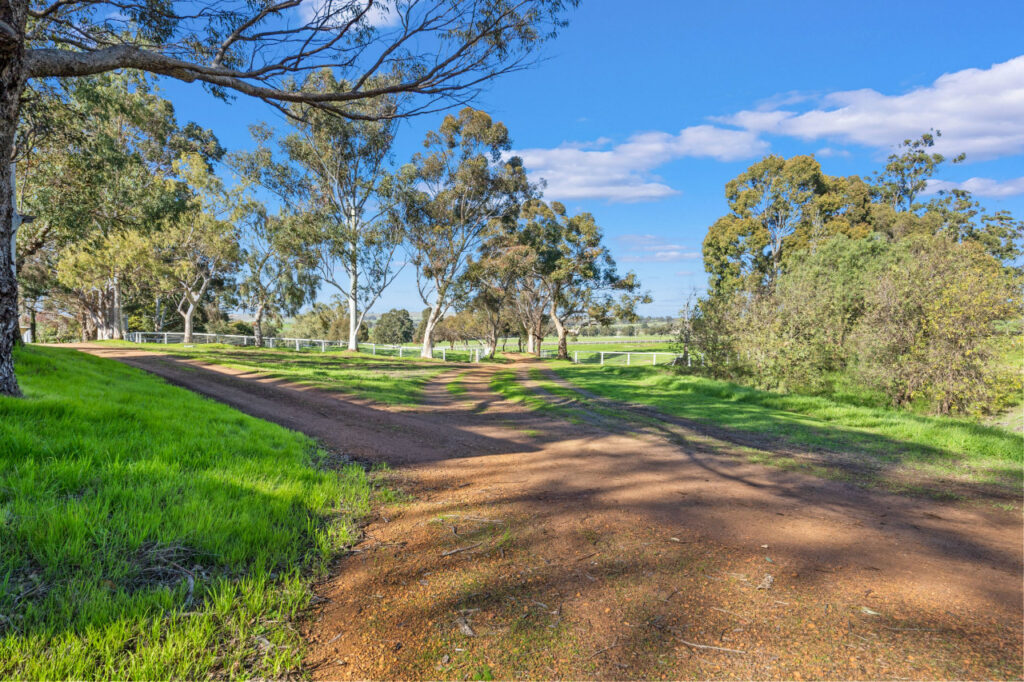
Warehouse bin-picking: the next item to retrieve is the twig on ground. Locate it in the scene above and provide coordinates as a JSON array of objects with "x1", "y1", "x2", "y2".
[
  {"x1": 679, "y1": 639, "x2": 747, "y2": 654},
  {"x1": 711, "y1": 606, "x2": 750, "y2": 622},
  {"x1": 441, "y1": 543, "x2": 482, "y2": 557}
]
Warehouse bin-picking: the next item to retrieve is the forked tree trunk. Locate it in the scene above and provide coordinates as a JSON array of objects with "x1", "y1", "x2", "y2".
[
  {"x1": 0, "y1": 8, "x2": 27, "y2": 395},
  {"x1": 420, "y1": 302, "x2": 443, "y2": 359},
  {"x1": 550, "y1": 302, "x2": 569, "y2": 360},
  {"x1": 181, "y1": 305, "x2": 195, "y2": 343}
]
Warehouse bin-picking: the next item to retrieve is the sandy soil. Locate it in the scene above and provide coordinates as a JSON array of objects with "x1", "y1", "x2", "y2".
[{"x1": 76, "y1": 345, "x2": 1023, "y2": 680}]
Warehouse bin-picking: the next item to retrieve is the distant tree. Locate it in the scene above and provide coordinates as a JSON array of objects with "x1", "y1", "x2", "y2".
[
  {"x1": 155, "y1": 155, "x2": 242, "y2": 343},
  {"x1": 286, "y1": 302, "x2": 368, "y2": 342},
  {"x1": 399, "y1": 108, "x2": 532, "y2": 358},
  {"x1": 237, "y1": 210, "x2": 318, "y2": 347},
  {"x1": 515, "y1": 200, "x2": 648, "y2": 359},
  {"x1": 702, "y1": 155, "x2": 828, "y2": 293},
  {"x1": 231, "y1": 70, "x2": 404, "y2": 351},
  {"x1": 873, "y1": 131, "x2": 962, "y2": 212},
  {"x1": 371, "y1": 308, "x2": 414, "y2": 345}
]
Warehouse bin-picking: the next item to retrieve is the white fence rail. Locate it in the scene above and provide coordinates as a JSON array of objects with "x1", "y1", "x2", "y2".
[
  {"x1": 539, "y1": 348, "x2": 704, "y2": 367},
  {"x1": 125, "y1": 332, "x2": 483, "y2": 362}
]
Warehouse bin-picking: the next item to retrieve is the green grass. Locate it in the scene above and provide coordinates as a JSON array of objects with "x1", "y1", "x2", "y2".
[
  {"x1": 447, "y1": 372, "x2": 468, "y2": 395},
  {"x1": 547, "y1": 362, "x2": 1024, "y2": 490},
  {"x1": 1, "y1": 346, "x2": 377, "y2": 678},
  {"x1": 556, "y1": 344, "x2": 680, "y2": 358},
  {"x1": 109, "y1": 342, "x2": 450, "y2": 405}
]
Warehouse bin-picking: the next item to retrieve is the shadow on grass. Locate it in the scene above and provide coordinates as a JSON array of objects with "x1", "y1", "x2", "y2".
[{"x1": 538, "y1": 364, "x2": 1023, "y2": 499}]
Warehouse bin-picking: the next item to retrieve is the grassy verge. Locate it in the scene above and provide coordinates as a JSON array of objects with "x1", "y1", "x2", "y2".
[
  {"x1": 1, "y1": 346, "x2": 377, "y2": 678},
  {"x1": 547, "y1": 363, "x2": 1023, "y2": 491},
  {"x1": 106, "y1": 342, "x2": 451, "y2": 405}
]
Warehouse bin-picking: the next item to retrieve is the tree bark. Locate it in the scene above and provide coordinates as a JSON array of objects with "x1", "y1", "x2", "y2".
[
  {"x1": 253, "y1": 301, "x2": 265, "y2": 347},
  {"x1": 0, "y1": 2, "x2": 27, "y2": 395},
  {"x1": 550, "y1": 301, "x2": 569, "y2": 360},
  {"x1": 112, "y1": 275, "x2": 124, "y2": 340},
  {"x1": 181, "y1": 304, "x2": 195, "y2": 343},
  {"x1": 420, "y1": 303, "x2": 442, "y2": 359},
  {"x1": 347, "y1": 252, "x2": 359, "y2": 351}
]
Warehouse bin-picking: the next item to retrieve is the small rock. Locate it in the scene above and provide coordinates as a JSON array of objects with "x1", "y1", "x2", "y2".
[{"x1": 756, "y1": 574, "x2": 774, "y2": 590}]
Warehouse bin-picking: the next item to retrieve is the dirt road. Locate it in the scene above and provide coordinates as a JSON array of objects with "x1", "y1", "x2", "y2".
[{"x1": 78, "y1": 345, "x2": 1023, "y2": 679}]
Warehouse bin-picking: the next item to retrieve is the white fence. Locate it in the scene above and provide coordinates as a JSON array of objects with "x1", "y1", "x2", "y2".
[
  {"x1": 539, "y1": 348, "x2": 703, "y2": 367},
  {"x1": 125, "y1": 332, "x2": 483, "y2": 362}
]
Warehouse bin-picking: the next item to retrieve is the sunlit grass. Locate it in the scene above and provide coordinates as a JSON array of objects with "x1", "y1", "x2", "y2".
[
  {"x1": 1, "y1": 346, "x2": 377, "y2": 678},
  {"x1": 107, "y1": 342, "x2": 450, "y2": 405},
  {"x1": 547, "y1": 362, "x2": 1023, "y2": 490}
]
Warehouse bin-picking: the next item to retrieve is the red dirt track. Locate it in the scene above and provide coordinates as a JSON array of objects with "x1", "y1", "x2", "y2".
[{"x1": 78, "y1": 345, "x2": 1023, "y2": 680}]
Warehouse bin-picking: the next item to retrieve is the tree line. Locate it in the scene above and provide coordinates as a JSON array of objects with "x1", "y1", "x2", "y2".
[
  {"x1": 687, "y1": 133, "x2": 1022, "y2": 415},
  {"x1": 0, "y1": 0, "x2": 578, "y2": 397},
  {"x1": 15, "y1": 73, "x2": 646, "y2": 363}
]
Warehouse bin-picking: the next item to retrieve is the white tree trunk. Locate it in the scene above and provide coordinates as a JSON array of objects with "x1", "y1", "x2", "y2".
[
  {"x1": 347, "y1": 261, "x2": 359, "y2": 351},
  {"x1": 182, "y1": 304, "x2": 195, "y2": 343},
  {"x1": 420, "y1": 303, "x2": 443, "y2": 359}
]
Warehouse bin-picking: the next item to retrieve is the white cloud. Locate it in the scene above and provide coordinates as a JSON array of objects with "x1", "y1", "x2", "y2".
[
  {"x1": 515, "y1": 55, "x2": 1024, "y2": 204},
  {"x1": 617, "y1": 234, "x2": 701, "y2": 262},
  {"x1": 299, "y1": 0, "x2": 400, "y2": 28},
  {"x1": 816, "y1": 147, "x2": 850, "y2": 158},
  {"x1": 926, "y1": 176, "x2": 1024, "y2": 198},
  {"x1": 718, "y1": 55, "x2": 1024, "y2": 159},
  {"x1": 516, "y1": 126, "x2": 767, "y2": 202}
]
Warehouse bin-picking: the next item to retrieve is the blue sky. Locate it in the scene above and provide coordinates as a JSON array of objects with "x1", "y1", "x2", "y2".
[{"x1": 158, "y1": 0, "x2": 1024, "y2": 317}]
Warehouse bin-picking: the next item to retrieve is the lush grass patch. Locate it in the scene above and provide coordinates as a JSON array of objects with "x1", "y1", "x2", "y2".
[
  {"x1": 110, "y1": 342, "x2": 450, "y2": 405},
  {"x1": 1, "y1": 346, "x2": 376, "y2": 678},
  {"x1": 549, "y1": 362, "x2": 1024, "y2": 489},
  {"x1": 446, "y1": 373, "x2": 468, "y2": 395}
]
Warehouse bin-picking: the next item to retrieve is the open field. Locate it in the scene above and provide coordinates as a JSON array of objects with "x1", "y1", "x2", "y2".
[
  {"x1": 0, "y1": 346, "x2": 377, "y2": 678},
  {"x1": 64, "y1": 346, "x2": 1022, "y2": 680}
]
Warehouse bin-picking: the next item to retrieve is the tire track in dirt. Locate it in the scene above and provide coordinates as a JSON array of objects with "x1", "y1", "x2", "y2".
[{"x1": 74, "y1": 345, "x2": 1023, "y2": 680}]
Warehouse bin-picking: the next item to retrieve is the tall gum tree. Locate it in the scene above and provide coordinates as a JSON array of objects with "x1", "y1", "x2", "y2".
[
  {"x1": 232, "y1": 70, "x2": 403, "y2": 351},
  {"x1": 400, "y1": 107, "x2": 532, "y2": 359},
  {"x1": 519, "y1": 199, "x2": 648, "y2": 359},
  {"x1": 0, "y1": 0, "x2": 575, "y2": 395}
]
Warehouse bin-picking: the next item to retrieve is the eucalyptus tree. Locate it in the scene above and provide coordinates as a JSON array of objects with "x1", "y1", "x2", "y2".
[
  {"x1": 232, "y1": 70, "x2": 403, "y2": 351},
  {"x1": 400, "y1": 108, "x2": 532, "y2": 358},
  {"x1": 18, "y1": 74, "x2": 216, "y2": 340},
  {"x1": 156, "y1": 155, "x2": 243, "y2": 343},
  {"x1": 873, "y1": 131, "x2": 962, "y2": 212},
  {"x1": 0, "y1": 0, "x2": 575, "y2": 395},
  {"x1": 702, "y1": 155, "x2": 828, "y2": 295},
  {"x1": 237, "y1": 209, "x2": 318, "y2": 347},
  {"x1": 517, "y1": 199, "x2": 648, "y2": 359}
]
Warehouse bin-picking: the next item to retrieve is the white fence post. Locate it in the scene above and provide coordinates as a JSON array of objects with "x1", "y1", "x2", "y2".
[
  {"x1": 371, "y1": 343, "x2": 376, "y2": 355},
  {"x1": 399, "y1": 346, "x2": 403, "y2": 358},
  {"x1": 600, "y1": 351, "x2": 605, "y2": 366},
  {"x1": 627, "y1": 352, "x2": 631, "y2": 366},
  {"x1": 163, "y1": 333, "x2": 168, "y2": 344},
  {"x1": 574, "y1": 351, "x2": 578, "y2": 364},
  {"x1": 321, "y1": 341, "x2": 326, "y2": 352}
]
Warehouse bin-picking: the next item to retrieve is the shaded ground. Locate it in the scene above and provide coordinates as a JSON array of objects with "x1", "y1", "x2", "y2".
[{"x1": 76, "y1": 345, "x2": 1023, "y2": 680}]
